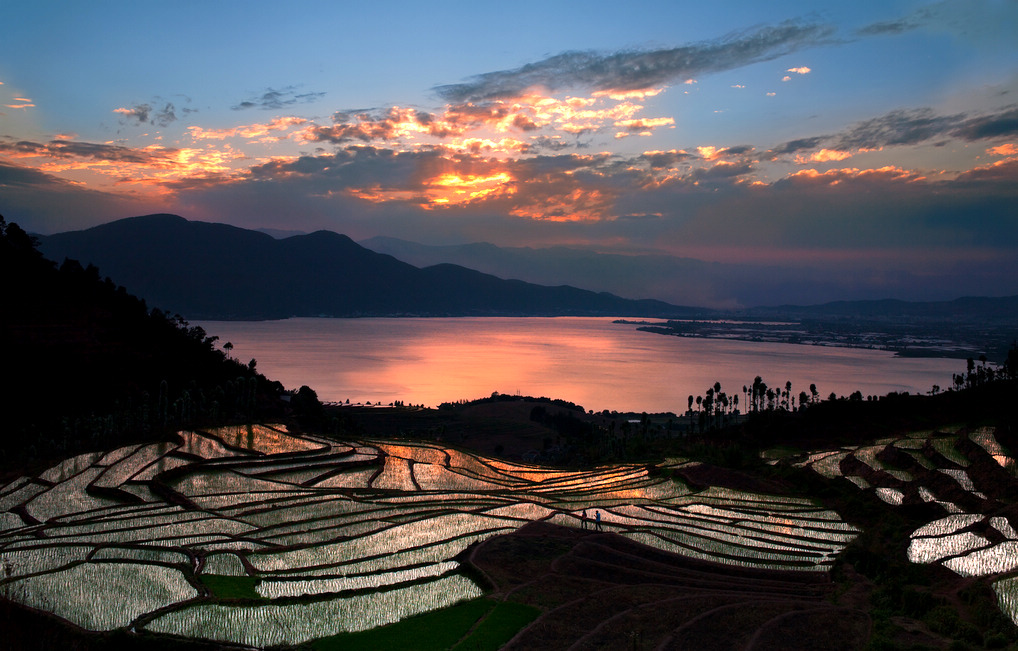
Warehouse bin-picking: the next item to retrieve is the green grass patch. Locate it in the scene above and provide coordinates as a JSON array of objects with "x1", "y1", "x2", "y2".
[
  {"x1": 199, "y1": 574, "x2": 262, "y2": 600},
  {"x1": 311, "y1": 597, "x2": 495, "y2": 651},
  {"x1": 452, "y1": 600, "x2": 541, "y2": 651}
]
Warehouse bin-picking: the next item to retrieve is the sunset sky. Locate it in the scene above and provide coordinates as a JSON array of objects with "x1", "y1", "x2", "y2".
[{"x1": 3, "y1": 0, "x2": 1017, "y2": 305}]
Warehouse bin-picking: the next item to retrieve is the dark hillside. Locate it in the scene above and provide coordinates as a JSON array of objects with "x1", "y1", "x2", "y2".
[{"x1": 1, "y1": 216, "x2": 286, "y2": 472}]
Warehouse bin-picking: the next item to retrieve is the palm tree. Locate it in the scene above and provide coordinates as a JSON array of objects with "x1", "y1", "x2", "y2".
[
  {"x1": 695, "y1": 396, "x2": 703, "y2": 432},
  {"x1": 687, "y1": 395, "x2": 694, "y2": 432},
  {"x1": 223, "y1": 341, "x2": 233, "y2": 359}
]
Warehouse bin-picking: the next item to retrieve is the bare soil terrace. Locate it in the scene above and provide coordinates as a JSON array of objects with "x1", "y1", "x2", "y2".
[{"x1": 467, "y1": 520, "x2": 870, "y2": 650}]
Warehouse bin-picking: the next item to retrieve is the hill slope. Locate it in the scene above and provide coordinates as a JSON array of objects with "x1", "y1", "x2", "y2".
[
  {"x1": 1, "y1": 216, "x2": 284, "y2": 469},
  {"x1": 39, "y1": 215, "x2": 689, "y2": 320}
]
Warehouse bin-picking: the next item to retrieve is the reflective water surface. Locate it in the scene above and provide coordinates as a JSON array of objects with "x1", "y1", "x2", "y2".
[{"x1": 201, "y1": 317, "x2": 962, "y2": 413}]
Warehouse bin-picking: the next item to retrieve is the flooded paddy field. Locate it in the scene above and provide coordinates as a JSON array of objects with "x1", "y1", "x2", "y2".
[{"x1": 0, "y1": 424, "x2": 858, "y2": 647}]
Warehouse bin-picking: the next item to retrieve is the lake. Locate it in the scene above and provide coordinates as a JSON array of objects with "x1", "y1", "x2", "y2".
[{"x1": 199, "y1": 317, "x2": 963, "y2": 414}]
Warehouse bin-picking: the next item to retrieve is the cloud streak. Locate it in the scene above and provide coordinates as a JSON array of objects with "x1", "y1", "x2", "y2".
[
  {"x1": 433, "y1": 20, "x2": 835, "y2": 102},
  {"x1": 232, "y1": 86, "x2": 326, "y2": 111},
  {"x1": 771, "y1": 106, "x2": 1018, "y2": 158},
  {"x1": 0, "y1": 137, "x2": 177, "y2": 165}
]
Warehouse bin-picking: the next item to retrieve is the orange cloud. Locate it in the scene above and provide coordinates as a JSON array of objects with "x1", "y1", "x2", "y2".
[
  {"x1": 987, "y1": 143, "x2": 1017, "y2": 157},
  {"x1": 296, "y1": 88, "x2": 673, "y2": 155},
  {"x1": 955, "y1": 157, "x2": 1018, "y2": 183},
  {"x1": 787, "y1": 66, "x2": 811, "y2": 75},
  {"x1": 697, "y1": 146, "x2": 720, "y2": 160},
  {"x1": 525, "y1": 94, "x2": 644, "y2": 133},
  {"x1": 345, "y1": 170, "x2": 517, "y2": 210},
  {"x1": 187, "y1": 117, "x2": 307, "y2": 142},
  {"x1": 697, "y1": 145, "x2": 755, "y2": 162},
  {"x1": 508, "y1": 186, "x2": 612, "y2": 222},
  {"x1": 615, "y1": 117, "x2": 675, "y2": 130},
  {"x1": 425, "y1": 171, "x2": 515, "y2": 206},
  {"x1": 639, "y1": 149, "x2": 691, "y2": 169},
  {"x1": 441, "y1": 137, "x2": 530, "y2": 155},
  {"x1": 784, "y1": 165, "x2": 922, "y2": 186},
  {"x1": 794, "y1": 148, "x2": 853, "y2": 164},
  {"x1": 592, "y1": 88, "x2": 663, "y2": 100},
  {"x1": 0, "y1": 135, "x2": 251, "y2": 195},
  {"x1": 330, "y1": 148, "x2": 619, "y2": 221}
]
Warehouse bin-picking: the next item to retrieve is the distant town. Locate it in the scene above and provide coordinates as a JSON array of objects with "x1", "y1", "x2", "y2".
[{"x1": 617, "y1": 308, "x2": 1017, "y2": 362}]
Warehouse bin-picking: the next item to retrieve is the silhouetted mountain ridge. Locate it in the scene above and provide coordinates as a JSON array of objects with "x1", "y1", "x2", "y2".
[{"x1": 40, "y1": 215, "x2": 689, "y2": 320}]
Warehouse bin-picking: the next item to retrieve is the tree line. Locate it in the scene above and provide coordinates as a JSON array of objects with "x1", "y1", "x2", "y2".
[{"x1": 683, "y1": 345, "x2": 1018, "y2": 435}]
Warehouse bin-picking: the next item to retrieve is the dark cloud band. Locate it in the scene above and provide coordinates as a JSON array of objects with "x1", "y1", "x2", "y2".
[{"x1": 434, "y1": 20, "x2": 835, "y2": 102}]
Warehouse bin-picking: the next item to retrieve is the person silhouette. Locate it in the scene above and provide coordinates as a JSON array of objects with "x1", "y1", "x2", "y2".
[
  {"x1": 595, "y1": 510, "x2": 603, "y2": 531},
  {"x1": 581, "y1": 509, "x2": 588, "y2": 529}
]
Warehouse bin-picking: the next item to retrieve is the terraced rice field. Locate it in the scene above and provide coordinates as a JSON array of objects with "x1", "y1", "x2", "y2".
[
  {"x1": 785, "y1": 425, "x2": 1018, "y2": 627},
  {"x1": 0, "y1": 424, "x2": 857, "y2": 647}
]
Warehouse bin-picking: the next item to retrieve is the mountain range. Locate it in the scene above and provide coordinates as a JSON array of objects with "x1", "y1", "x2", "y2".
[
  {"x1": 360, "y1": 235, "x2": 769, "y2": 309},
  {"x1": 38, "y1": 215, "x2": 690, "y2": 320},
  {"x1": 358, "y1": 236, "x2": 1017, "y2": 309},
  {"x1": 38, "y1": 215, "x2": 1018, "y2": 328}
]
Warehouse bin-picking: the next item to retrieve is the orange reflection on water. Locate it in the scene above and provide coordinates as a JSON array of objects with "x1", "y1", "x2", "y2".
[{"x1": 199, "y1": 317, "x2": 963, "y2": 415}]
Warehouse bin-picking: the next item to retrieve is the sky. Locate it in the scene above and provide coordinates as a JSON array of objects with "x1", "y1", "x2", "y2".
[{"x1": 3, "y1": 0, "x2": 1018, "y2": 306}]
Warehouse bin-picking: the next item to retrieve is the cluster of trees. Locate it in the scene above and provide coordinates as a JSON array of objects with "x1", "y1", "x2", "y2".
[
  {"x1": 683, "y1": 378, "x2": 822, "y2": 434},
  {"x1": 439, "y1": 392, "x2": 586, "y2": 412},
  {"x1": 950, "y1": 352, "x2": 1017, "y2": 391},
  {"x1": 680, "y1": 344, "x2": 1018, "y2": 436}
]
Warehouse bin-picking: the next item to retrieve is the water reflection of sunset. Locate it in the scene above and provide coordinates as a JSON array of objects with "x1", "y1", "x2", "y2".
[{"x1": 200, "y1": 317, "x2": 961, "y2": 413}]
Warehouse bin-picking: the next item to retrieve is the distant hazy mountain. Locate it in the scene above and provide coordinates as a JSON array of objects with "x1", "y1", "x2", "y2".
[
  {"x1": 360, "y1": 236, "x2": 752, "y2": 308},
  {"x1": 359, "y1": 236, "x2": 1014, "y2": 309},
  {"x1": 39, "y1": 215, "x2": 691, "y2": 320},
  {"x1": 257, "y1": 227, "x2": 308, "y2": 239}
]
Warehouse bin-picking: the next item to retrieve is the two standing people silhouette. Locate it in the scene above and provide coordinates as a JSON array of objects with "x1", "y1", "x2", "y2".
[{"x1": 580, "y1": 509, "x2": 603, "y2": 530}]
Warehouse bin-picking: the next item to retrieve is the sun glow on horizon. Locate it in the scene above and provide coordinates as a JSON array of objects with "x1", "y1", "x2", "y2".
[{"x1": 426, "y1": 171, "x2": 515, "y2": 205}]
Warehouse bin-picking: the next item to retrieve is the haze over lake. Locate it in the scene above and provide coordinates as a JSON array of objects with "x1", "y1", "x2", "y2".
[{"x1": 200, "y1": 317, "x2": 962, "y2": 413}]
